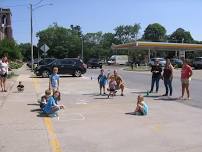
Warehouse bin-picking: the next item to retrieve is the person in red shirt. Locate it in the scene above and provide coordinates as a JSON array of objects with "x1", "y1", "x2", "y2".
[{"x1": 180, "y1": 59, "x2": 192, "y2": 100}]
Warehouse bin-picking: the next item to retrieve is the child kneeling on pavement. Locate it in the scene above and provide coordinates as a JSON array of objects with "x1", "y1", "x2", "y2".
[
  {"x1": 134, "y1": 95, "x2": 148, "y2": 115},
  {"x1": 42, "y1": 90, "x2": 64, "y2": 116}
]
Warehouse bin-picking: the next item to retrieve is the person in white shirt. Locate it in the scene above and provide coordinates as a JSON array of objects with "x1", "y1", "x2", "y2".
[{"x1": 0, "y1": 57, "x2": 9, "y2": 92}]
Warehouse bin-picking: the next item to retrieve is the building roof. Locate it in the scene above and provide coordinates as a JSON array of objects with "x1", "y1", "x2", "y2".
[{"x1": 111, "y1": 41, "x2": 202, "y2": 51}]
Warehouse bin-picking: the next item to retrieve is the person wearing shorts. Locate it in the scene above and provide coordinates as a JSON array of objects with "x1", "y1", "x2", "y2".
[
  {"x1": 0, "y1": 57, "x2": 9, "y2": 92},
  {"x1": 98, "y1": 69, "x2": 107, "y2": 95},
  {"x1": 180, "y1": 59, "x2": 192, "y2": 100},
  {"x1": 49, "y1": 67, "x2": 60, "y2": 94},
  {"x1": 109, "y1": 70, "x2": 125, "y2": 96}
]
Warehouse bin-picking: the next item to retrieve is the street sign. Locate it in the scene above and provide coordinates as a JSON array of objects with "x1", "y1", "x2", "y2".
[
  {"x1": 40, "y1": 44, "x2": 49, "y2": 53},
  {"x1": 42, "y1": 52, "x2": 47, "y2": 56}
]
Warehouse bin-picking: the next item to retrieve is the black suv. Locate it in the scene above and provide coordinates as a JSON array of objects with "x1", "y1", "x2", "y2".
[
  {"x1": 34, "y1": 58, "x2": 87, "y2": 77},
  {"x1": 87, "y1": 58, "x2": 102, "y2": 68}
]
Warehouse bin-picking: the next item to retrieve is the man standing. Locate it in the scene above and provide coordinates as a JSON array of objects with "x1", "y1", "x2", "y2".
[
  {"x1": 180, "y1": 59, "x2": 192, "y2": 100},
  {"x1": 149, "y1": 60, "x2": 162, "y2": 93}
]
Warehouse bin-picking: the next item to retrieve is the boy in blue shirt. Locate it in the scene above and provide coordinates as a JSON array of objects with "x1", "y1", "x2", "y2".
[
  {"x1": 42, "y1": 90, "x2": 64, "y2": 116},
  {"x1": 49, "y1": 67, "x2": 60, "y2": 94},
  {"x1": 98, "y1": 69, "x2": 108, "y2": 95}
]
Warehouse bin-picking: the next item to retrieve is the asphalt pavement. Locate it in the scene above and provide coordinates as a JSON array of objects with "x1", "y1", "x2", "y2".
[
  {"x1": 85, "y1": 66, "x2": 202, "y2": 109},
  {"x1": 0, "y1": 65, "x2": 202, "y2": 152}
]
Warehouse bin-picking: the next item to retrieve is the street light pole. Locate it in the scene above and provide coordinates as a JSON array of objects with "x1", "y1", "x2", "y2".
[
  {"x1": 29, "y1": 3, "x2": 52, "y2": 71},
  {"x1": 30, "y1": 4, "x2": 34, "y2": 71},
  {"x1": 81, "y1": 37, "x2": 84, "y2": 60}
]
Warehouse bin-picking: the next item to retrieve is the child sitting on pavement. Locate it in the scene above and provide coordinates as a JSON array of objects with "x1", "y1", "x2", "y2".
[
  {"x1": 134, "y1": 95, "x2": 148, "y2": 115},
  {"x1": 39, "y1": 89, "x2": 50, "y2": 109},
  {"x1": 98, "y1": 69, "x2": 108, "y2": 95},
  {"x1": 107, "y1": 76, "x2": 117, "y2": 98},
  {"x1": 17, "y1": 81, "x2": 24, "y2": 92},
  {"x1": 42, "y1": 90, "x2": 64, "y2": 117}
]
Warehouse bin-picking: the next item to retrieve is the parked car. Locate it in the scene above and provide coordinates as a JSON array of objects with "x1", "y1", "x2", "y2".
[
  {"x1": 34, "y1": 58, "x2": 87, "y2": 77},
  {"x1": 148, "y1": 58, "x2": 166, "y2": 67},
  {"x1": 193, "y1": 57, "x2": 202, "y2": 69},
  {"x1": 27, "y1": 58, "x2": 56, "y2": 68},
  {"x1": 27, "y1": 58, "x2": 42, "y2": 68},
  {"x1": 38, "y1": 58, "x2": 55, "y2": 66},
  {"x1": 87, "y1": 58, "x2": 102, "y2": 68},
  {"x1": 170, "y1": 58, "x2": 183, "y2": 68}
]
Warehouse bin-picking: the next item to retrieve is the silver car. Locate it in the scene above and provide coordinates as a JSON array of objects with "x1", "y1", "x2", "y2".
[
  {"x1": 149, "y1": 58, "x2": 166, "y2": 67},
  {"x1": 193, "y1": 57, "x2": 202, "y2": 69}
]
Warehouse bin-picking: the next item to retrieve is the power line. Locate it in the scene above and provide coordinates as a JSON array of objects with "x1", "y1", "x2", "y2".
[
  {"x1": 0, "y1": 4, "x2": 27, "y2": 8},
  {"x1": 34, "y1": 0, "x2": 45, "y2": 6}
]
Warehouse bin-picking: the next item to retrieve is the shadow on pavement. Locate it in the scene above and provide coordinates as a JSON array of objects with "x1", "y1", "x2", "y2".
[
  {"x1": 125, "y1": 112, "x2": 136, "y2": 115},
  {"x1": 154, "y1": 97, "x2": 179, "y2": 101},
  {"x1": 131, "y1": 91, "x2": 147, "y2": 94},
  {"x1": 82, "y1": 93, "x2": 100, "y2": 96},
  {"x1": 30, "y1": 109, "x2": 41, "y2": 112},
  {"x1": 94, "y1": 97, "x2": 109, "y2": 100},
  {"x1": 27, "y1": 103, "x2": 40, "y2": 106},
  {"x1": 37, "y1": 113, "x2": 48, "y2": 117},
  {"x1": 144, "y1": 95, "x2": 161, "y2": 98}
]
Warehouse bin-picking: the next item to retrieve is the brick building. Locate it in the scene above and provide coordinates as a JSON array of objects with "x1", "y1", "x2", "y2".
[{"x1": 0, "y1": 8, "x2": 13, "y2": 40}]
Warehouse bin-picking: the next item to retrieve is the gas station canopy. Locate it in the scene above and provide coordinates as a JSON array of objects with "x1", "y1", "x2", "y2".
[{"x1": 111, "y1": 41, "x2": 202, "y2": 51}]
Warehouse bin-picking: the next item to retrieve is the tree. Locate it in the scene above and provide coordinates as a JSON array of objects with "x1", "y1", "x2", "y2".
[
  {"x1": 18, "y1": 43, "x2": 31, "y2": 61},
  {"x1": 36, "y1": 23, "x2": 81, "y2": 58},
  {"x1": 143, "y1": 23, "x2": 166, "y2": 42},
  {"x1": 0, "y1": 38, "x2": 22, "y2": 60},
  {"x1": 169, "y1": 28, "x2": 194, "y2": 43},
  {"x1": 114, "y1": 23, "x2": 141, "y2": 43}
]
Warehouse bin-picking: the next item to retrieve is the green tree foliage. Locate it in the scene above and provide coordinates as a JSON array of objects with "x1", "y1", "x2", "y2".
[
  {"x1": 37, "y1": 23, "x2": 81, "y2": 58},
  {"x1": 169, "y1": 28, "x2": 194, "y2": 43},
  {"x1": 18, "y1": 43, "x2": 31, "y2": 61},
  {"x1": 18, "y1": 43, "x2": 39, "y2": 61},
  {"x1": 143, "y1": 23, "x2": 166, "y2": 42},
  {"x1": 114, "y1": 23, "x2": 141, "y2": 43},
  {"x1": 0, "y1": 38, "x2": 22, "y2": 60}
]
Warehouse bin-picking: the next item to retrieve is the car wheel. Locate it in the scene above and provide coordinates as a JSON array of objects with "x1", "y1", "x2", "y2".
[
  {"x1": 74, "y1": 70, "x2": 82, "y2": 77},
  {"x1": 42, "y1": 70, "x2": 50, "y2": 78}
]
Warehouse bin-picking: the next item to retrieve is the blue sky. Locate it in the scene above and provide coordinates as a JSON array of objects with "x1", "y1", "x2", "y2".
[{"x1": 1, "y1": 0, "x2": 202, "y2": 44}]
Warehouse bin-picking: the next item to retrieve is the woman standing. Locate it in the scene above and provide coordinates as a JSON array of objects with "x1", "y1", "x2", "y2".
[
  {"x1": 0, "y1": 56, "x2": 9, "y2": 92},
  {"x1": 180, "y1": 59, "x2": 192, "y2": 100},
  {"x1": 162, "y1": 58, "x2": 174, "y2": 96}
]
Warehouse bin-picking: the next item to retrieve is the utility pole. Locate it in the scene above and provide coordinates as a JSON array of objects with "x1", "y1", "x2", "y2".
[
  {"x1": 30, "y1": 4, "x2": 34, "y2": 71},
  {"x1": 81, "y1": 37, "x2": 84, "y2": 60}
]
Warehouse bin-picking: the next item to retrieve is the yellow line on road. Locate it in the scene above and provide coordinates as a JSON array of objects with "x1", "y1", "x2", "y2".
[
  {"x1": 32, "y1": 78, "x2": 63, "y2": 152},
  {"x1": 44, "y1": 118, "x2": 62, "y2": 152}
]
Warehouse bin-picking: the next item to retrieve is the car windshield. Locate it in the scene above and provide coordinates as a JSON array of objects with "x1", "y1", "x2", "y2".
[{"x1": 195, "y1": 58, "x2": 202, "y2": 61}]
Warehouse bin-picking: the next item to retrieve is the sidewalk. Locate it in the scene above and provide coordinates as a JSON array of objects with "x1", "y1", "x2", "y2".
[{"x1": 0, "y1": 65, "x2": 50, "y2": 152}]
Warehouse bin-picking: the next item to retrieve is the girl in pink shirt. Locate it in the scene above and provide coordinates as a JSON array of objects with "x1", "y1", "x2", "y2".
[{"x1": 180, "y1": 59, "x2": 192, "y2": 100}]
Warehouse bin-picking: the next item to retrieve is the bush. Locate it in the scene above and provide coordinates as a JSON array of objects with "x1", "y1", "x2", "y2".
[{"x1": 9, "y1": 61, "x2": 23, "y2": 69}]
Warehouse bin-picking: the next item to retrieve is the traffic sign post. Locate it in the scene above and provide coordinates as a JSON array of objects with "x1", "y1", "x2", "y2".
[
  {"x1": 40, "y1": 44, "x2": 49, "y2": 58},
  {"x1": 40, "y1": 44, "x2": 49, "y2": 53}
]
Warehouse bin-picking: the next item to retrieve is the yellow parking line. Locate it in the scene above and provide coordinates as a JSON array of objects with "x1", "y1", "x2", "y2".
[
  {"x1": 44, "y1": 118, "x2": 62, "y2": 152},
  {"x1": 32, "y1": 78, "x2": 62, "y2": 152}
]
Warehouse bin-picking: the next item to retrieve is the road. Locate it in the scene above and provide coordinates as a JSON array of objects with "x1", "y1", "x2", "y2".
[
  {"x1": 85, "y1": 65, "x2": 202, "y2": 109},
  {"x1": 0, "y1": 65, "x2": 202, "y2": 152}
]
